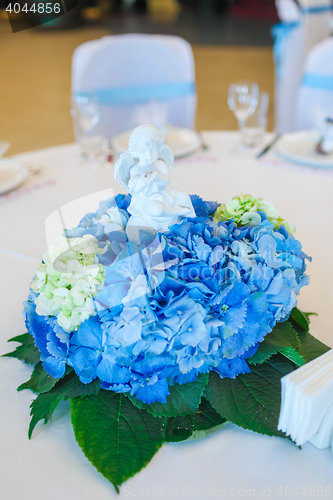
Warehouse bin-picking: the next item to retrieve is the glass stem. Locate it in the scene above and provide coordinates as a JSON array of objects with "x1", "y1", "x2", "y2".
[
  {"x1": 238, "y1": 118, "x2": 247, "y2": 147},
  {"x1": 238, "y1": 118, "x2": 245, "y2": 135}
]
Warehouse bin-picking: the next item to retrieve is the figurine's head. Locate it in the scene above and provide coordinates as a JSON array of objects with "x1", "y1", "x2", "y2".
[{"x1": 128, "y1": 124, "x2": 165, "y2": 166}]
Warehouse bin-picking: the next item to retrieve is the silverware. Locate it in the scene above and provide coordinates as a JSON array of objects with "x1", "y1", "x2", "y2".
[
  {"x1": 28, "y1": 165, "x2": 44, "y2": 176},
  {"x1": 256, "y1": 134, "x2": 281, "y2": 159},
  {"x1": 199, "y1": 132, "x2": 209, "y2": 150}
]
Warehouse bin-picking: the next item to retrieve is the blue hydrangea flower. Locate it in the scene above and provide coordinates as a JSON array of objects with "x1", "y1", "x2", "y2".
[
  {"x1": 25, "y1": 195, "x2": 310, "y2": 403},
  {"x1": 24, "y1": 298, "x2": 68, "y2": 378}
]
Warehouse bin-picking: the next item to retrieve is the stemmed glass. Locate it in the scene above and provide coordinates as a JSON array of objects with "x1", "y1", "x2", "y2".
[
  {"x1": 70, "y1": 94, "x2": 108, "y2": 168},
  {"x1": 0, "y1": 141, "x2": 10, "y2": 157},
  {"x1": 228, "y1": 81, "x2": 259, "y2": 148},
  {"x1": 71, "y1": 94, "x2": 101, "y2": 133}
]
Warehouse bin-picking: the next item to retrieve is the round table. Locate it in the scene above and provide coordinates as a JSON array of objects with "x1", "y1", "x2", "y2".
[{"x1": 1, "y1": 132, "x2": 333, "y2": 500}]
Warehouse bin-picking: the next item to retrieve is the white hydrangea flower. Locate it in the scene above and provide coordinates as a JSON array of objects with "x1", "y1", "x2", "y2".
[
  {"x1": 31, "y1": 235, "x2": 105, "y2": 332},
  {"x1": 240, "y1": 212, "x2": 262, "y2": 227},
  {"x1": 95, "y1": 206, "x2": 127, "y2": 234}
]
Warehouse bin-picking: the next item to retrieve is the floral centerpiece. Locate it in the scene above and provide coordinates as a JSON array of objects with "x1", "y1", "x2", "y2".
[{"x1": 5, "y1": 191, "x2": 329, "y2": 493}]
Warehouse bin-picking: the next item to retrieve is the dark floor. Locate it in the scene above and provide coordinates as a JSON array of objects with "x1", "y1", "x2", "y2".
[{"x1": 103, "y1": 9, "x2": 276, "y2": 46}]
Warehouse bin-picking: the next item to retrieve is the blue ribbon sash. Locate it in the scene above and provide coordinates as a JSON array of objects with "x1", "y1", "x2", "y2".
[
  {"x1": 302, "y1": 73, "x2": 333, "y2": 91},
  {"x1": 76, "y1": 81, "x2": 196, "y2": 106},
  {"x1": 300, "y1": 5, "x2": 333, "y2": 14}
]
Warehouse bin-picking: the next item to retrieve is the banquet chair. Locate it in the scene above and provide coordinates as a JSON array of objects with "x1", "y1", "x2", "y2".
[
  {"x1": 296, "y1": 37, "x2": 333, "y2": 131},
  {"x1": 71, "y1": 34, "x2": 197, "y2": 141},
  {"x1": 273, "y1": 0, "x2": 332, "y2": 133}
]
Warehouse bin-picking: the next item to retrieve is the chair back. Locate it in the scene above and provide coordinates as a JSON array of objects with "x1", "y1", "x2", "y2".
[
  {"x1": 72, "y1": 34, "x2": 197, "y2": 141},
  {"x1": 296, "y1": 37, "x2": 333, "y2": 131},
  {"x1": 273, "y1": 0, "x2": 332, "y2": 133}
]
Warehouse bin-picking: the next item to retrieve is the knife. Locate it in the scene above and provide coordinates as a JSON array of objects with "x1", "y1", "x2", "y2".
[{"x1": 256, "y1": 134, "x2": 281, "y2": 159}]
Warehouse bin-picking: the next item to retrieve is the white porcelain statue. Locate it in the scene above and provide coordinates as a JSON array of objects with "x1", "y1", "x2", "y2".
[{"x1": 114, "y1": 124, "x2": 195, "y2": 242}]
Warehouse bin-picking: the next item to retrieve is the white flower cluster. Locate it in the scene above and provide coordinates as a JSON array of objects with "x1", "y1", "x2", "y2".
[
  {"x1": 31, "y1": 235, "x2": 105, "y2": 332},
  {"x1": 94, "y1": 206, "x2": 127, "y2": 234}
]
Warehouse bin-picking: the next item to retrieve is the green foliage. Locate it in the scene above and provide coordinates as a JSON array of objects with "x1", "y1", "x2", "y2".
[
  {"x1": 278, "y1": 347, "x2": 305, "y2": 366},
  {"x1": 248, "y1": 321, "x2": 304, "y2": 366},
  {"x1": 292, "y1": 326, "x2": 330, "y2": 363},
  {"x1": 10, "y1": 306, "x2": 330, "y2": 489},
  {"x1": 288, "y1": 308, "x2": 329, "y2": 363},
  {"x1": 302, "y1": 311, "x2": 318, "y2": 323},
  {"x1": 29, "y1": 372, "x2": 100, "y2": 438},
  {"x1": 71, "y1": 391, "x2": 166, "y2": 493},
  {"x1": 18, "y1": 361, "x2": 60, "y2": 394},
  {"x1": 290, "y1": 307, "x2": 310, "y2": 332},
  {"x1": 3, "y1": 333, "x2": 40, "y2": 365},
  {"x1": 204, "y1": 354, "x2": 295, "y2": 438},
  {"x1": 29, "y1": 392, "x2": 63, "y2": 439},
  {"x1": 127, "y1": 373, "x2": 209, "y2": 418},
  {"x1": 165, "y1": 397, "x2": 227, "y2": 443}
]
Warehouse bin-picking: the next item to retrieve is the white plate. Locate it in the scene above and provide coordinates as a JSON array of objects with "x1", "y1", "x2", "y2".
[
  {"x1": 112, "y1": 126, "x2": 202, "y2": 158},
  {"x1": 277, "y1": 131, "x2": 333, "y2": 168},
  {"x1": 0, "y1": 159, "x2": 28, "y2": 195}
]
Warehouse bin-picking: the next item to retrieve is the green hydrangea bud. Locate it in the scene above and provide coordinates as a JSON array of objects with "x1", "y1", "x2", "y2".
[{"x1": 213, "y1": 194, "x2": 295, "y2": 234}]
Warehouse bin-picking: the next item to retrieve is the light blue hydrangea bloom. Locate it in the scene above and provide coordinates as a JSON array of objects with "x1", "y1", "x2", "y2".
[{"x1": 24, "y1": 195, "x2": 310, "y2": 403}]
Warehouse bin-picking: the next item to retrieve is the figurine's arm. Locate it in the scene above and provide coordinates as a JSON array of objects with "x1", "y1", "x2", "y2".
[
  {"x1": 153, "y1": 160, "x2": 171, "y2": 187},
  {"x1": 128, "y1": 165, "x2": 158, "y2": 194},
  {"x1": 128, "y1": 174, "x2": 147, "y2": 194}
]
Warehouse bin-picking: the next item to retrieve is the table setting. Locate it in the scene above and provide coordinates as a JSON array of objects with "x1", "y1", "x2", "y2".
[
  {"x1": 2, "y1": 62, "x2": 333, "y2": 499},
  {"x1": 1, "y1": 115, "x2": 333, "y2": 498}
]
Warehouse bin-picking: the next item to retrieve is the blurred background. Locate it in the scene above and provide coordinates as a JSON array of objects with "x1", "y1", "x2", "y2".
[{"x1": 0, "y1": 0, "x2": 277, "y2": 154}]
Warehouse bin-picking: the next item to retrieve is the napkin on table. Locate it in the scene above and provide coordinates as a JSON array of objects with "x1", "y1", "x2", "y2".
[{"x1": 278, "y1": 349, "x2": 333, "y2": 448}]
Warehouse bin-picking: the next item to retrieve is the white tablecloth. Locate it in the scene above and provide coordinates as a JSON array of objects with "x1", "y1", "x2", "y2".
[{"x1": 1, "y1": 132, "x2": 333, "y2": 500}]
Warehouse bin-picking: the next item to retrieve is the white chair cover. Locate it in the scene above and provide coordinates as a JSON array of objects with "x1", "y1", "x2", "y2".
[
  {"x1": 273, "y1": 0, "x2": 332, "y2": 133},
  {"x1": 296, "y1": 37, "x2": 333, "y2": 130},
  {"x1": 71, "y1": 34, "x2": 197, "y2": 141}
]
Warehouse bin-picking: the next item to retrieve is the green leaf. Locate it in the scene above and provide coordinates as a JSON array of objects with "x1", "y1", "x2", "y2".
[
  {"x1": 290, "y1": 307, "x2": 310, "y2": 332},
  {"x1": 126, "y1": 373, "x2": 209, "y2": 418},
  {"x1": 71, "y1": 391, "x2": 166, "y2": 492},
  {"x1": 2, "y1": 333, "x2": 40, "y2": 365},
  {"x1": 302, "y1": 311, "x2": 318, "y2": 323},
  {"x1": 18, "y1": 361, "x2": 59, "y2": 394},
  {"x1": 204, "y1": 354, "x2": 296, "y2": 438},
  {"x1": 29, "y1": 392, "x2": 63, "y2": 439},
  {"x1": 278, "y1": 347, "x2": 305, "y2": 367},
  {"x1": 248, "y1": 321, "x2": 304, "y2": 366},
  {"x1": 291, "y1": 324, "x2": 330, "y2": 363},
  {"x1": 165, "y1": 397, "x2": 227, "y2": 443},
  {"x1": 29, "y1": 372, "x2": 101, "y2": 438}
]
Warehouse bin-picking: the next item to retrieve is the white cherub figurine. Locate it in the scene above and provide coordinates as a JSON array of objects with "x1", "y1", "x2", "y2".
[{"x1": 114, "y1": 124, "x2": 195, "y2": 242}]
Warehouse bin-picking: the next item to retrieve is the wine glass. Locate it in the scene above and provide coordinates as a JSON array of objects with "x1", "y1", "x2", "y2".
[
  {"x1": 242, "y1": 91, "x2": 269, "y2": 147},
  {"x1": 70, "y1": 94, "x2": 108, "y2": 167},
  {"x1": 228, "y1": 81, "x2": 259, "y2": 147},
  {"x1": 0, "y1": 141, "x2": 10, "y2": 157},
  {"x1": 71, "y1": 94, "x2": 101, "y2": 133}
]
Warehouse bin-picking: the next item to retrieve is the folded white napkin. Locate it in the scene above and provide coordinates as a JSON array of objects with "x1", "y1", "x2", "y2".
[
  {"x1": 278, "y1": 349, "x2": 333, "y2": 446},
  {"x1": 309, "y1": 400, "x2": 333, "y2": 449}
]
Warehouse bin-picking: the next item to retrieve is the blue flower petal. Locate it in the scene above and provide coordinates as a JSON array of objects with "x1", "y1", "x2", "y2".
[
  {"x1": 133, "y1": 377, "x2": 170, "y2": 404},
  {"x1": 214, "y1": 357, "x2": 251, "y2": 378},
  {"x1": 43, "y1": 357, "x2": 66, "y2": 378}
]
